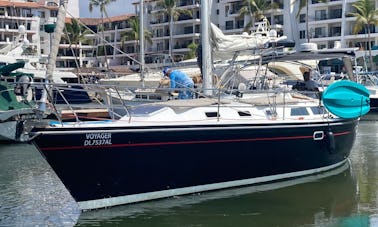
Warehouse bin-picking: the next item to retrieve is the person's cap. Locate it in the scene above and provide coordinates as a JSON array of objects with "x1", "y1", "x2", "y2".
[{"x1": 162, "y1": 67, "x2": 170, "y2": 75}]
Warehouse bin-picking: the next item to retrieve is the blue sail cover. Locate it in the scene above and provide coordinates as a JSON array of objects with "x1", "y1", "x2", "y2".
[{"x1": 322, "y1": 80, "x2": 370, "y2": 118}]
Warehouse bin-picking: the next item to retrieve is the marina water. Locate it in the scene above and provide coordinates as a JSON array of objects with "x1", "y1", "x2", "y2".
[{"x1": 1, "y1": 119, "x2": 378, "y2": 226}]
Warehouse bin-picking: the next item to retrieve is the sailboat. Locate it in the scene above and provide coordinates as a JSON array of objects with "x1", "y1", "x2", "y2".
[{"x1": 26, "y1": 1, "x2": 370, "y2": 211}]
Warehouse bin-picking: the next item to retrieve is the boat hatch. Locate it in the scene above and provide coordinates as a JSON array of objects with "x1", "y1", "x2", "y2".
[
  {"x1": 290, "y1": 107, "x2": 309, "y2": 116},
  {"x1": 310, "y1": 106, "x2": 326, "y2": 115}
]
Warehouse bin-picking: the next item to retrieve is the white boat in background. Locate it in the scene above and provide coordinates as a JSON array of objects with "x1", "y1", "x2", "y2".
[
  {"x1": 98, "y1": 66, "x2": 201, "y2": 88},
  {"x1": 0, "y1": 25, "x2": 91, "y2": 104},
  {"x1": 355, "y1": 71, "x2": 378, "y2": 112}
]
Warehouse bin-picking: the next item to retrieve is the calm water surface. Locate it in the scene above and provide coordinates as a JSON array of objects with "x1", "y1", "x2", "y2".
[{"x1": 1, "y1": 120, "x2": 378, "y2": 226}]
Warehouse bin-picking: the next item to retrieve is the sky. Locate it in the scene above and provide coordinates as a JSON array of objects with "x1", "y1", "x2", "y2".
[{"x1": 79, "y1": 0, "x2": 135, "y2": 18}]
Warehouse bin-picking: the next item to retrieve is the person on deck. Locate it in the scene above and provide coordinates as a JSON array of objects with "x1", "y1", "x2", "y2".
[
  {"x1": 303, "y1": 71, "x2": 319, "y2": 91},
  {"x1": 161, "y1": 67, "x2": 194, "y2": 99}
]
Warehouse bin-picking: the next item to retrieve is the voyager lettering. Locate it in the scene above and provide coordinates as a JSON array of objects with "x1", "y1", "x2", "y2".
[{"x1": 84, "y1": 133, "x2": 112, "y2": 146}]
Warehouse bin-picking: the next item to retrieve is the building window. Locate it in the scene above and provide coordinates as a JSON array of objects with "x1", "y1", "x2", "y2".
[
  {"x1": 273, "y1": 15, "x2": 283, "y2": 25},
  {"x1": 300, "y1": 30, "x2": 306, "y2": 39},
  {"x1": 195, "y1": 25, "x2": 200, "y2": 33},
  {"x1": 315, "y1": 10, "x2": 327, "y2": 20},
  {"x1": 330, "y1": 8, "x2": 342, "y2": 19},
  {"x1": 50, "y1": 10, "x2": 58, "y2": 17},
  {"x1": 22, "y1": 9, "x2": 31, "y2": 17},
  {"x1": 300, "y1": 14, "x2": 306, "y2": 23},
  {"x1": 330, "y1": 26, "x2": 341, "y2": 37},
  {"x1": 225, "y1": 20, "x2": 233, "y2": 30},
  {"x1": 184, "y1": 26, "x2": 193, "y2": 34},
  {"x1": 315, "y1": 27, "x2": 325, "y2": 38},
  {"x1": 0, "y1": 7, "x2": 5, "y2": 16},
  {"x1": 216, "y1": 9, "x2": 219, "y2": 15},
  {"x1": 236, "y1": 19, "x2": 244, "y2": 29}
]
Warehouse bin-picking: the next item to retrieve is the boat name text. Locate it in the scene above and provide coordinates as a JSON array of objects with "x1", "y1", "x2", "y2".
[{"x1": 84, "y1": 133, "x2": 112, "y2": 146}]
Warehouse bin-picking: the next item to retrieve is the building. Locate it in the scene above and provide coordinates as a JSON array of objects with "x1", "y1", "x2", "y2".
[
  {"x1": 0, "y1": 0, "x2": 78, "y2": 60},
  {"x1": 80, "y1": 0, "x2": 376, "y2": 70}
]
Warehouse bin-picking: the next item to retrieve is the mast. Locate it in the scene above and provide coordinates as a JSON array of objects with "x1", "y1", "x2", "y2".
[
  {"x1": 201, "y1": 0, "x2": 213, "y2": 96},
  {"x1": 140, "y1": 0, "x2": 145, "y2": 87},
  {"x1": 46, "y1": 0, "x2": 67, "y2": 82},
  {"x1": 38, "y1": 0, "x2": 67, "y2": 112}
]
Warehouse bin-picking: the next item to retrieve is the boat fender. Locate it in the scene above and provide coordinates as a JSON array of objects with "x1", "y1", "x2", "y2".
[
  {"x1": 15, "y1": 120, "x2": 24, "y2": 141},
  {"x1": 325, "y1": 131, "x2": 335, "y2": 153}
]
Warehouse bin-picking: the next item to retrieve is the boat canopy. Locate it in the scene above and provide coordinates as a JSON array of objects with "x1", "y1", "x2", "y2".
[{"x1": 0, "y1": 61, "x2": 34, "y2": 79}]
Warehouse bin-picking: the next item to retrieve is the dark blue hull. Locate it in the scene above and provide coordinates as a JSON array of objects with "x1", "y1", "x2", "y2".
[
  {"x1": 31, "y1": 118, "x2": 358, "y2": 210},
  {"x1": 369, "y1": 97, "x2": 378, "y2": 112},
  {"x1": 35, "y1": 85, "x2": 91, "y2": 104}
]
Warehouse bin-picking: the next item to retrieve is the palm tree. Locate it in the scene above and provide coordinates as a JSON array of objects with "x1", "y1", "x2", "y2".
[
  {"x1": 89, "y1": 0, "x2": 116, "y2": 70},
  {"x1": 349, "y1": 0, "x2": 378, "y2": 71},
  {"x1": 63, "y1": 18, "x2": 91, "y2": 67},
  {"x1": 186, "y1": 42, "x2": 198, "y2": 60},
  {"x1": 239, "y1": 0, "x2": 278, "y2": 32},
  {"x1": 156, "y1": 0, "x2": 192, "y2": 63},
  {"x1": 120, "y1": 17, "x2": 152, "y2": 67}
]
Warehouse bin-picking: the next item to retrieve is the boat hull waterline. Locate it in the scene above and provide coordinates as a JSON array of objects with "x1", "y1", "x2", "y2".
[{"x1": 31, "y1": 118, "x2": 358, "y2": 210}]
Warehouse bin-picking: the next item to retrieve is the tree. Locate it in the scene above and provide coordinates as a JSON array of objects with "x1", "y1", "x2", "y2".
[
  {"x1": 239, "y1": 0, "x2": 278, "y2": 32},
  {"x1": 63, "y1": 18, "x2": 91, "y2": 67},
  {"x1": 89, "y1": 0, "x2": 116, "y2": 69},
  {"x1": 349, "y1": 0, "x2": 378, "y2": 71},
  {"x1": 186, "y1": 42, "x2": 198, "y2": 60},
  {"x1": 120, "y1": 17, "x2": 153, "y2": 65},
  {"x1": 156, "y1": 0, "x2": 192, "y2": 62}
]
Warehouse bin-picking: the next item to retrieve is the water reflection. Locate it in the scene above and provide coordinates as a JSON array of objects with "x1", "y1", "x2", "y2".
[
  {"x1": 351, "y1": 121, "x2": 378, "y2": 215},
  {"x1": 0, "y1": 143, "x2": 80, "y2": 226},
  {"x1": 77, "y1": 163, "x2": 357, "y2": 227}
]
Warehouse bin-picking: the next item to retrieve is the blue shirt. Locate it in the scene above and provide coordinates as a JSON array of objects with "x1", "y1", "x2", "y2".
[{"x1": 169, "y1": 70, "x2": 194, "y2": 88}]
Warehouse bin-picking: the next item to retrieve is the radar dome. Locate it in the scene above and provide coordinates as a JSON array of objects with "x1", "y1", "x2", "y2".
[
  {"x1": 268, "y1": 29, "x2": 277, "y2": 38},
  {"x1": 18, "y1": 25, "x2": 26, "y2": 34}
]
